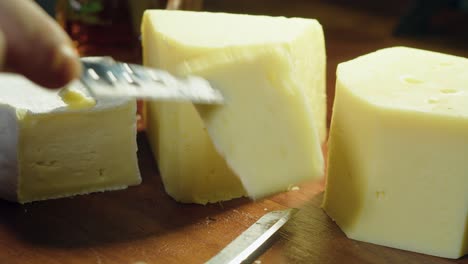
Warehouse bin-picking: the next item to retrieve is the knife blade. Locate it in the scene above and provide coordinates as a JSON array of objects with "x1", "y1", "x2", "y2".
[
  {"x1": 206, "y1": 208, "x2": 298, "y2": 264},
  {"x1": 80, "y1": 56, "x2": 224, "y2": 104}
]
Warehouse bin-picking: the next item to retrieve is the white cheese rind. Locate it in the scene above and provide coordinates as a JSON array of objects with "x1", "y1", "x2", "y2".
[{"x1": 0, "y1": 105, "x2": 19, "y2": 201}]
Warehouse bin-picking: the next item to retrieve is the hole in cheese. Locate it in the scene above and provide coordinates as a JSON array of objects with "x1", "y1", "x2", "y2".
[
  {"x1": 440, "y1": 88, "x2": 459, "y2": 94},
  {"x1": 427, "y1": 97, "x2": 440, "y2": 104},
  {"x1": 399, "y1": 74, "x2": 424, "y2": 84}
]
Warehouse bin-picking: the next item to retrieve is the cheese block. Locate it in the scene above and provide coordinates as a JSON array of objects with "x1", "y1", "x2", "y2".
[
  {"x1": 322, "y1": 47, "x2": 468, "y2": 258},
  {"x1": 142, "y1": 10, "x2": 326, "y2": 203},
  {"x1": 0, "y1": 74, "x2": 141, "y2": 203}
]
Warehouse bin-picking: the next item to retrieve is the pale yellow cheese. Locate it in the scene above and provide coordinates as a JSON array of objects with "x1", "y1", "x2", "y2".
[
  {"x1": 178, "y1": 48, "x2": 324, "y2": 199},
  {"x1": 0, "y1": 74, "x2": 141, "y2": 203},
  {"x1": 141, "y1": 10, "x2": 326, "y2": 203},
  {"x1": 59, "y1": 88, "x2": 96, "y2": 110},
  {"x1": 149, "y1": 101, "x2": 245, "y2": 204},
  {"x1": 322, "y1": 47, "x2": 468, "y2": 258}
]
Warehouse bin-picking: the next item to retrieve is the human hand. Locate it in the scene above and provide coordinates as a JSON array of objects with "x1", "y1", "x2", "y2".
[{"x1": 0, "y1": 0, "x2": 82, "y2": 88}]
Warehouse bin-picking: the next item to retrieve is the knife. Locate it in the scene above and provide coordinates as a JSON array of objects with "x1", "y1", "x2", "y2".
[
  {"x1": 206, "y1": 208, "x2": 298, "y2": 264},
  {"x1": 79, "y1": 57, "x2": 224, "y2": 104}
]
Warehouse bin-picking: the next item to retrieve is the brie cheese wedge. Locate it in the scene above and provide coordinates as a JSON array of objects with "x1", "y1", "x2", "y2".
[{"x1": 0, "y1": 74, "x2": 141, "y2": 203}]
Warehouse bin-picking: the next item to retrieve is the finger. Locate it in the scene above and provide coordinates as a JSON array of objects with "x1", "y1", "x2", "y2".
[{"x1": 0, "y1": 0, "x2": 82, "y2": 88}]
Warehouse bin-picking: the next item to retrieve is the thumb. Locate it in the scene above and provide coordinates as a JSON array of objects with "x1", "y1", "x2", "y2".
[{"x1": 0, "y1": 0, "x2": 82, "y2": 88}]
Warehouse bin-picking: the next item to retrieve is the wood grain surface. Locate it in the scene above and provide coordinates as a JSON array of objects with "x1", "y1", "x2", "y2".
[{"x1": 0, "y1": 1, "x2": 466, "y2": 263}]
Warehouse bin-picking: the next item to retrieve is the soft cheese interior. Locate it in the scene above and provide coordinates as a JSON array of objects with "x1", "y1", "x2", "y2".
[
  {"x1": 142, "y1": 10, "x2": 326, "y2": 203},
  {"x1": 322, "y1": 47, "x2": 468, "y2": 259},
  {"x1": 0, "y1": 74, "x2": 141, "y2": 203}
]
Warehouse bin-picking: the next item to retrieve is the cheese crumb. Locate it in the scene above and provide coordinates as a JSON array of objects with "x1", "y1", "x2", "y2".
[
  {"x1": 288, "y1": 185, "x2": 300, "y2": 191},
  {"x1": 59, "y1": 88, "x2": 96, "y2": 110}
]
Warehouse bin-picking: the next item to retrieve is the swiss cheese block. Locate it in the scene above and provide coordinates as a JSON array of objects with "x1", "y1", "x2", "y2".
[
  {"x1": 322, "y1": 47, "x2": 468, "y2": 258},
  {"x1": 142, "y1": 10, "x2": 326, "y2": 202},
  {"x1": 0, "y1": 74, "x2": 141, "y2": 203}
]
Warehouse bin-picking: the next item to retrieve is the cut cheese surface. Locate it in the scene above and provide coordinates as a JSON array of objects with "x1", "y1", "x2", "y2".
[
  {"x1": 142, "y1": 10, "x2": 326, "y2": 202},
  {"x1": 0, "y1": 74, "x2": 141, "y2": 203},
  {"x1": 322, "y1": 47, "x2": 468, "y2": 259},
  {"x1": 337, "y1": 46, "x2": 468, "y2": 114},
  {"x1": 178, "y1": 48, "x2": 324, "y2": 199},
  {"x1": 151, "y1": 101, "x2": 245, "y2": 204}
]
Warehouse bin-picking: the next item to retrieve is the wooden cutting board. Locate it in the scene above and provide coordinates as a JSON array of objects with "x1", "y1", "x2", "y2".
[
  {"x1": 0, "y1": 135, "x2": 465, "y2": 264},
  {"x1": 0, "y1": 2, "x2": 466, "y2": 263}
]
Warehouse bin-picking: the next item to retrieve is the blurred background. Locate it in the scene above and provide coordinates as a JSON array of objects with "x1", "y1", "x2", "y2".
[{"x1": 36, "y1": 0, "x2": 468, "y2": 125}]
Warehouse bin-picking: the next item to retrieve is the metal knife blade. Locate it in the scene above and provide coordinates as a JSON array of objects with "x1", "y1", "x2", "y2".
[
  {"x1": 206, "y1": 208, "x2": 298, "y2": 264},
  {"x1": 80, "y1": 57, "x2": 224, "y2": 104}
]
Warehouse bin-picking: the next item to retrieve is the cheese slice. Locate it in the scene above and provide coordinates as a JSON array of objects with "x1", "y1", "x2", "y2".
[
  {"x1": 178, "y1": 49, "x2": 324, "y2": 199},
  {"x1": 141, "y1": 10, "x2": 326, "y2": 203},
  {"x1": 0, "y1": 74, "x2": 141, "y2": 203},
  {"x1": 322, "y1": 47, "x2": 468, "y2": 258}
]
